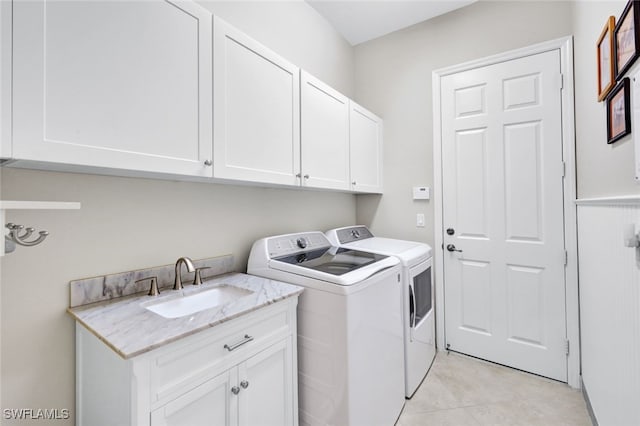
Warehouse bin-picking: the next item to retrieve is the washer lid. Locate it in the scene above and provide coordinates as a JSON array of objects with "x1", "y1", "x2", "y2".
[
  {"x1": 273, "y1": 246, "x2": 388, "y2": 276},
  {"x1": 269, "y1": 248, "x2": 399, "y2": 286}
]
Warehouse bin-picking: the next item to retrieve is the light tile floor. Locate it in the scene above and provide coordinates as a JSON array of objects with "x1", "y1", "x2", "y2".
[{"x1": 396, "y1": 352, "x2": 593, "y2": 426}]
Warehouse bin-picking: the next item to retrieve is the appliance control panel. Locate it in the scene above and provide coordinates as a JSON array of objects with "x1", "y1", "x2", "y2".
[
  {"x1": 267, "y1": 232, "x2": 331, "y2": 258},
  {"x1": 336, "y1": 226, "x2": 374, "y2": 244}
]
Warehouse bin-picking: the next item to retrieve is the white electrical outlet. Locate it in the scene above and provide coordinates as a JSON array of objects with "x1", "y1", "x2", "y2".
[{"x1": 416, "y1": 213, "x2": 425, "y2": 227}]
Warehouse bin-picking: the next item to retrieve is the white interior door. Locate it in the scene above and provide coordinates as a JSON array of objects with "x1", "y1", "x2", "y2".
[{"x1": 441, "y1": 49, "x2": 567, "y2": 382}]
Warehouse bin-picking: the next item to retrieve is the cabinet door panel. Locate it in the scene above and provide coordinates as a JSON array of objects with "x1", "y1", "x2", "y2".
[
  {"x1": 12, "y1": 0, "x2": 212, "y2": 176},
  {"x1": 0, "y1": 0, "x2": 11, "y2": 158},
  {"x1": 300, "y1": 71, "x2": 350, "y2": 190},
  {"x1": 151, "y1": 369, "x2": 237, "y2": 426},
  {"x1": 213, "y1": 17, "x2": 300, "y2": 186},
  {"x1": 350, "y1": 102, "x2": 383, "y2": 193},
  {"x1": 239, "y1": 338, "x2": 294, "y2": 426}
]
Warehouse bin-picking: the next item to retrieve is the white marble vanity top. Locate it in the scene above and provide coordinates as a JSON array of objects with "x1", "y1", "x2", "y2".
[{"x1": 68, "y1": 273, "x2": 303, "y2": 359}]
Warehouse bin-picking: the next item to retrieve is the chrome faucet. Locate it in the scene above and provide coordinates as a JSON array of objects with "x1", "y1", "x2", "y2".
[{"x1": 173, "y1": 257, "x2": 195, "y2": 290}]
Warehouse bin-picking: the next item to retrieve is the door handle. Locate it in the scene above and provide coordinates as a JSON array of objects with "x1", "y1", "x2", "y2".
[
  {"x1": 224, "y1": 334, "x2": 254, "y2": 352},
  {"x1": 409, "y1": 285, "x2": 415, "y2": 328},
  {"x1": 446, "y1": 244, "x2": 463, "y2": 253}
]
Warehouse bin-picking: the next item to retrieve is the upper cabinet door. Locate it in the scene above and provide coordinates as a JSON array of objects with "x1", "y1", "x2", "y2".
[
  {"x1": 349, "y1": 102, "x2": 383, "y2": 193},
  {"x1": 0, "y1": 0, "x2": 11, "y2": 160},
  {"x1": 12, "y1": 0, "x2": 213, "y2": 177},
  {"x1": 213, "y1": 17, "x2": 300, "y2": 186},
  {"x1": 300, "y1": 71, "x2": 350, "y2": 191}
]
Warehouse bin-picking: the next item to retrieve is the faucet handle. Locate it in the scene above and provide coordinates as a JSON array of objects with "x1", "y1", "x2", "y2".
[
  {"x1": 193, "y1": 267, "x2": 211, "y2": 286},
  {"x1": 136, "y1": 276, "x2": 160, "y2": 296}
]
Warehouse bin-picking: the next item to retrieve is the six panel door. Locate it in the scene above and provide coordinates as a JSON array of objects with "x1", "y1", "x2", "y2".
[{"x1": 441, "y1": 50, "x2": 568, "y2": 381}]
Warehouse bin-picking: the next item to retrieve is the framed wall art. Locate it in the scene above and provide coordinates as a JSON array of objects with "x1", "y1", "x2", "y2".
[
  {"x1": 606, "y1": 77, "x2": 631, "y2": 144},
  {"x1": 614, "y1": 0, "x2": 640, "y2": 79},
  {"x1": 598, "y1": 16, "x2": 616, "y2": 101}
]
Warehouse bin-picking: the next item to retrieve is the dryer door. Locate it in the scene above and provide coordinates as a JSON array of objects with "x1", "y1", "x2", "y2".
[{"x1": 409, "y1": 258, "x2": 433, "y2": 344}]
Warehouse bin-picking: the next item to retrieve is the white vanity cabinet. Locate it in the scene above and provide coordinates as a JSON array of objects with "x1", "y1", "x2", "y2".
[
  {"x1": 213, "y1": 17, "x2": 301, "y2": 186},
  {"x1": 349, "y1": 101, "x2": 384, "y2": 194},
  {"x1": 76, "y1": 299, "x2": 299, "y2": 426},
  {"x1": 10, "y1": 0, "x2": 213, "y2": 177},
  {"x1": 300, "y1": 71, "x2": 351, "y2": 191}
]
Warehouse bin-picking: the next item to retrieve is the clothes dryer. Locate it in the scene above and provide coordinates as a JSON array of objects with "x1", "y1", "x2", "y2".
[{"x1": 326, "y1": 225, "x2": 435, "y2": 398}]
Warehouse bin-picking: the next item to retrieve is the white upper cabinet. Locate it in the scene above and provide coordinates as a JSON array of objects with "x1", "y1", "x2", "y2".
[
  {"x1": 349, "y1": 101, "x2": 384, "y2": 193},
  {"x1": 11, "y1": 0, "x2": 213, "y2": 177},
  {"x1": 6, "y1": 4, "x2": 383, "y2": 192},
  {"x1": 300, "y1": 71, "x2": 350, "y2": 191},
  {"x1": 213, "y1": 17, "x2": 301, "y2": 186},
  {"x1": 0, "y1": 0, "x2": 11, "y2": 159}
]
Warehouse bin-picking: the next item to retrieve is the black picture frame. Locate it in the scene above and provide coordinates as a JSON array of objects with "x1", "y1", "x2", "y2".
[
  {"x1": 606, "y1": 77, "x2": 631, "y2": 144},
  {"x1": 614, "y1": 0, "x2": 640, "y2": 80}
]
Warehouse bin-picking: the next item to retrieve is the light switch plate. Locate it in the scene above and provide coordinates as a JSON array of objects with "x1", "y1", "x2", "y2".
[{"x1": 416, "y1": 213, "x2": 425, "y2": 227}]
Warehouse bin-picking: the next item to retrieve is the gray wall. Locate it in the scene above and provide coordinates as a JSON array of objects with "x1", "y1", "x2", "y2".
[
  {"x1": 0, "y1": 2, "x2": 355, "y2": 424},
  {"x1": 572, "y1": 0, "x2": 637, "y2": 198}
]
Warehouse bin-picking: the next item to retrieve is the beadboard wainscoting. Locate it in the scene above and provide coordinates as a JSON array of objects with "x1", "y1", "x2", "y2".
[{"x1": 576, "y1": 197, "x2": 640, "y2": 426}]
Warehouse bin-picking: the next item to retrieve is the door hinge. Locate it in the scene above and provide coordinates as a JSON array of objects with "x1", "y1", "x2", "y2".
[
  {"x1": 558, "y1": 73, "x2": 564, "y2": 90},
  {"x1": 562, "y1": 161, "x2": 566, "y2": 178},
  {"x1": 564, "y1": 250, "x2": 568, "y2": 266},
  {"x1": 565, "y1": 339, "x2": 570, "y2": 356}
]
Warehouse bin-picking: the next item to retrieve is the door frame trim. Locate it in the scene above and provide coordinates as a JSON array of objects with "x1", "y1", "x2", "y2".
[{"x1": 432, "y1": 36, "x2": 579, "y2": 388}]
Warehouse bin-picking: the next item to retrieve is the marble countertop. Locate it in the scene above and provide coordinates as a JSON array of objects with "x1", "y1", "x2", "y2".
[{"x1": 68, "y1": 273, "x2": 303, "y2": 359}]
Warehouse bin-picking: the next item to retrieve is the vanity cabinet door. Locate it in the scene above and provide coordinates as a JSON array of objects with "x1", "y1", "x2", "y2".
[
  {"x1": 151, "y1": 369, "x2": 238, "y2": 426},
  {"x1": 12, "y1": 0, "x2": 213, "y2": 177},
  {"x1": 238, "y1": 337, "x2": 295, "y2": 426},
  {"x1": 213, "y1": 16, "x2": 301, "y2": 186},
  {"x1": 349, "y1": 101, "x2": 384, "y2": 193},
  {"x1": 300, "y1": 71, "x2": 350, "y2": 191}
]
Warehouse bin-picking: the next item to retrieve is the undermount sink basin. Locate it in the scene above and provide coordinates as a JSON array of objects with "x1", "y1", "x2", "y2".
[{"x1": 145, "y1": 285, "x2": 253, "y2": 319}]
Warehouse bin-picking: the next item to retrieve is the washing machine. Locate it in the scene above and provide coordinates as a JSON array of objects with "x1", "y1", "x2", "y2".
[
  {"x1": 248, "y1": 231, "x2": 405, "y2": 426},
  {"x1": 326, "y1": 225, "x2": 435, "y2": 398}
]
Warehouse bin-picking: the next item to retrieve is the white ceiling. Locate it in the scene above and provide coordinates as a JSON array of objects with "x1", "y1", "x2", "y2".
[{"x1": 306, "y1": 0, "x2": 477, "y2": 46}]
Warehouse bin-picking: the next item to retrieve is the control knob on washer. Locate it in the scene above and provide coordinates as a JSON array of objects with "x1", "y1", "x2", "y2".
[{"x1": 296, "y1": 237, "x2": 307, "y2": 249}]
